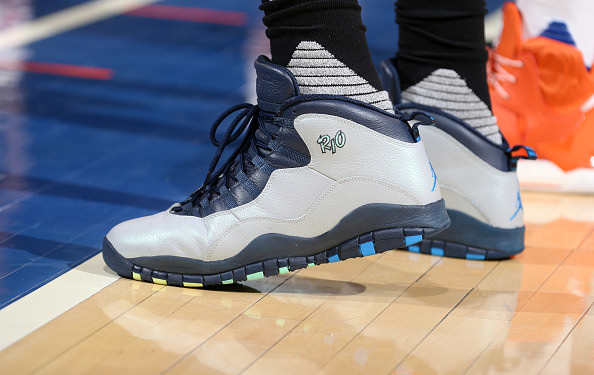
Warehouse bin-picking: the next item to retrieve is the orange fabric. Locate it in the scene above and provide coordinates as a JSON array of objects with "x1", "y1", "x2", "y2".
[{"x1": 489, "y1": 2, "x2": 594, "y2": 171}]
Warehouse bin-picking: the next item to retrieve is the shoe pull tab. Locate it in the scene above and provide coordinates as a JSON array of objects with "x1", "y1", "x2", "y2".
[
  {"x1": 403, "y1": 111, "x2": 436, "y2": 142},
  {"x1": 507, "y1": 145, "x2": 537, "y2": 170}
]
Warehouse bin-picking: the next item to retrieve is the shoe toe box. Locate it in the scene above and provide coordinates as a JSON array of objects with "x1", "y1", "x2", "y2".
[{"x1": 105, "y1": 210, "x2": 209, "y2": 261}]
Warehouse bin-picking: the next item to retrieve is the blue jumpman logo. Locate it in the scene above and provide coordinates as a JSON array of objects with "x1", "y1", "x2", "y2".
[
  {"x1": 509, "y1": 191, "x2": 523, "y2": 221},
  {"x1": 429, "y1": 161, "x2": 437, "y2": 192}
]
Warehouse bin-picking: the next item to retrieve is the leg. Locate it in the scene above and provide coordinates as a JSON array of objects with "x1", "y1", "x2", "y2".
[
  {"x1": 102, "y1": 0, "x2": 449, "y2": 287},
  {"x1": 379, "y1": 0, "x2": 531, "y2": 259}
]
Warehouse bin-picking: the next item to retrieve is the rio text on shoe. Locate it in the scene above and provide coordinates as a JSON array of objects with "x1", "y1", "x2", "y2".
[
  {"x1": 102, "y1": 56, "x2": 450, "y2": 287},
  {"x1": 488, "y1": 2, "x2": 594, "y2": 172},
  {"x1": 380, "y1": 58, "x2": 535, "y2": 260}
]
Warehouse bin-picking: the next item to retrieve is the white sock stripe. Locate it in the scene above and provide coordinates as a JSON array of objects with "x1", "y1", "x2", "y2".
[
  {"x1": 404, "y1": 86, "x2": 484, "y2": 103},
  {"x1": 486, "y1": 134, "x2": 503, "y2": 144},
  {"x1": 288, "y1": 67, "x2": 358, "y2": 77},
  {"x1": 299, "y1": 83, "x2": 379, "y2": 96},
  {"x1": 465, "y1": 117, "x2": 499, "y2": 128},
  {"x1": 402, "y1": 68, "x2": 502, "y2": 144},
  {"x1": 424, "y1": 76, "x2": 469, "y2": 87},
  {"x1": 288, "y1": 58, "x2": 346, "y2": 68},
  {"x1": 290, "y1": 48, "x2": 337, "y2": 59},
  {"x1": 375, "y1": 101, "x2": 396, "y2": 112},
  {"x1": 296, "y1": 75, "x2": 368, "y2": 86},
  {"x1": 349, "y1": 91, "x2": 393, "y2": 105},
  {"x1": 431, "y1": 68, "x2": 463, "y2": 78},
  {"x1": 402, "y1": 93, "x2": 492, "y2": 111},
  {"x1": 287, "y1": 41, "x2": 394, "y2": 114},
  {"x1": 447, "y1": 108, "x2": 498, "y2": 119},
  {"x1": 409, "y1": 80, "x2": 477, "y2": 94},
  {"x1": 294, "y1": 41, "x2": 327, "y2": 50}
]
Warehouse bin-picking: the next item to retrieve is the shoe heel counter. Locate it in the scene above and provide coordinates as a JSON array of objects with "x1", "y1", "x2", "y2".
[
  {"x1": 421, "y1": 126, "x2": 524, "y2": 229},
  {"x1": 293, "y1": 112, "x2": 443, "y2": 206}
]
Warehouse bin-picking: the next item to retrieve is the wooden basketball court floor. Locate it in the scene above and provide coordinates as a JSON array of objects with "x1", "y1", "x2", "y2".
[{"x1": 0, "y1": 1, "x2": 593, "y2": 374}]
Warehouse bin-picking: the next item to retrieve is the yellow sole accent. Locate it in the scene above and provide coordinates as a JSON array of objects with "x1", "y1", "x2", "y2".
[
  {"x1": 132, "y1": 272, "x2": 141, "y2": 281},
  {"x1": 183, "y1": 282, "x2": 204, "y2": 288},
  {"x1": 152, "y1": 278, "x2": 167, "y2": 285}
]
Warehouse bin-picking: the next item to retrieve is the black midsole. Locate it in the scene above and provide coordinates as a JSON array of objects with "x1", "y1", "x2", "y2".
[
  {"x1": 430, "y1": 209, "x2": 524, "y2": 252},
  {"x1": 106, "y1": 200, "x2": 449, "y2": 275}
]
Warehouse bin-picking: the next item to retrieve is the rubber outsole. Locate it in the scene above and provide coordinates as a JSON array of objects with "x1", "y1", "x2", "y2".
[
  {"x1": 102, "y1": 224, "x2": 448, "y2": 288},
  {"x1": 401, "y1": 238, "x2": 524, "y2": 260},
  {"x1": 400, "y1": 209, "x2": 525, "y2": 260}
]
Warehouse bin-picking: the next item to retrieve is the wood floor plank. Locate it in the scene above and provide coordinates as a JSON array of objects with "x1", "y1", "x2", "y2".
[
  {"x1": 394, "y1": 315, "x2": 509, "y2": 375},
  {"x1": 0, "y1": 279, "x2": 158, "y2": 375},
  {"x1": 165, "y1": 315, "x2": 301, "y2": 375},
  {"x1": 242, "y1": 296, "x2": 389, "y2": 375},
  {"x1": 322, "y1": 285, "x2": 470, "y2": 375},
  {"x1": 479, "y1": 249, "x2": 567, "y2": 293},
  {"x1": 525, "y1": 219, "x2": 593, "y2": 250},
  {"x1": 18, "y1": 276, "x2": 288, "y2": 375},
  {"x1": 578, "y1": 228, "x2": 594, "y2": 251},
  {"x1": 465, "y1": 310, "x2": 583, "y2": 375},
  {"x1": 416, "y1": 257, "x2": 498, "y2": 289},
  {"x1": 540, "y1": 305, "x2": 594, "y2": 375},
  {"x1": 2, "y1": 191, "x2": 593, "y2": 375},
  {"x1": 32, "y1": 285, "x2": 198, "y2": 375},
  {"x1": 242, "y1": 251, "x2": 440, "y2": 375},
  {"x1": 539, "y1": 254, "x2": 594, "y2": 297}
]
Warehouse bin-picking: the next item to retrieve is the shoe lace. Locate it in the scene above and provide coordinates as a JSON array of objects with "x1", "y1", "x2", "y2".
[
  {"x1": 506, "y1": 144, "x2": 537, "y2": 170},
  {"x1": 402, "y1": 111, "x2": 436, "y2": 142},
  {"x1": 171, "y1": 101, "x2": 433, "y2": 216},
  {"x1": 171, "y1": 103, "x2": 271, "y2": 216},
  {"x1": 487, "y1": 48, "x2": 524, "y2": 100}
]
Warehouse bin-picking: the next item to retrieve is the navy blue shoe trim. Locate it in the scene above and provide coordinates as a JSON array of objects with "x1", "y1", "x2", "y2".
[
  {"x1": 102, "y1": 201, "x2": 450, "y2": 287},
  {"x1": 402, "y1": 209, "x2": 524, "y2": 260},
  {"x1": 282, "y1": 96, "x2": 415, "y2": 143},
  {"x1": 103, "y1": 223, "x2": 446, "y2": 287},
  {"x1": 398, "y1": 104, "x2": 511, "y2": 172},
  {"x1": 126, "y1": 200, "x2": 449, "y2": 274},
  {"x1": 379, "y1": 57, "x2": 511, "y2": 172}
]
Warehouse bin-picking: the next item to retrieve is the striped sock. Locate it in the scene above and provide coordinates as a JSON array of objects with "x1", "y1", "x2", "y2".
[
  {"x1": 402, "y1": 69, "x2": 502, "y2": 145},
  {"x1": 288, "y1": 41, "x2": 394, "y2": 113}
]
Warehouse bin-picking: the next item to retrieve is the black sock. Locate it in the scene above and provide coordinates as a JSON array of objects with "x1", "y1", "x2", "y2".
[
  {"x1": 260, "y1": 0, "x2": 394, "y2": 112},
  {"x1": 395, "y1": 0, "x2": 492, "y2": 109}
]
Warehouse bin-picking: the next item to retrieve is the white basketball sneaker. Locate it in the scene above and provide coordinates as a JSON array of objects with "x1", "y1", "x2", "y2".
[
  {"x1": 380, "y1": 58, "x2": 535, "y2": 260},
  {"x1": 102, "y1": 56, "x2": 450, "y2": 287}
]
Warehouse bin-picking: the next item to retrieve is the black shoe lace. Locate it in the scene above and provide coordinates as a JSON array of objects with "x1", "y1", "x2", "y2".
[{"x1": 172, "y1": 103, "x2": 271, "y2": 215}]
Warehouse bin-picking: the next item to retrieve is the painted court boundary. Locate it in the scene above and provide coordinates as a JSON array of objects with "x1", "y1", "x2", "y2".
[
  {"x1": 0, "y1": 254, "x2": 118, "y2": 351},
  {"x1": 0, "y1": 0, "x2": 161, "y2": 51},
  {"x1": 0, "y1": 0, "x2": 159, "y2": 350}
]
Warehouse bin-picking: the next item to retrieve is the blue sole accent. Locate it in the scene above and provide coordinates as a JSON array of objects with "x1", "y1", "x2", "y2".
[
  {"x1": 404, "y1": 235, "x2": 423, "y2": 246},
  {"x1": 360, "y1": 241, "x2": 376, "y2": 257},
  {"x1": 399, "y1": 210, "x2": 525, "y2": 261},
  {"x1": 430, "y1": 248, "x2": 444, "y2": 256},
  {"x1": 402, "y1": 237, "x2": 522, "y2": 260},
  {"x1": 327, "y1": 254, "x2": 340, "y2": 263},
  {"x1": 466, "y1": 253, "x2": 486, "y2": 260},
  {"x1": 102, "y1": 222, "x2": 448, "y2": 287},
  {"x1": 430, "y1": 209, "x2": 525, "y2": 254}
]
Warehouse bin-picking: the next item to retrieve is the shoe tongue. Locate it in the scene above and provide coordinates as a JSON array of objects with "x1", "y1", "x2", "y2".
[
  {"x1": 255, "y1": 55, "x2": 299, "y2": 112},
  {"x1": 497, "y1": 2, "x2": 523, "y2": 59}
]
